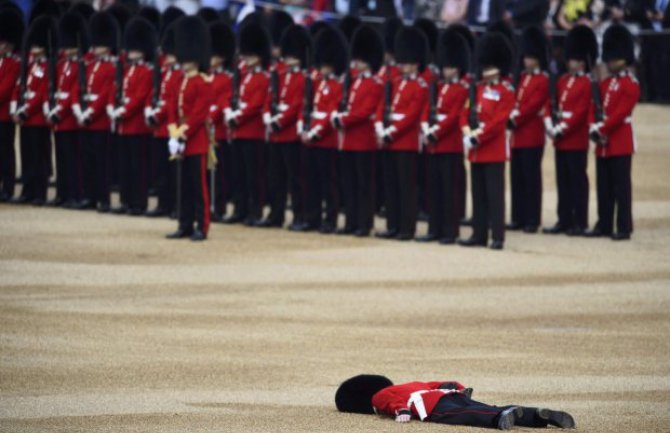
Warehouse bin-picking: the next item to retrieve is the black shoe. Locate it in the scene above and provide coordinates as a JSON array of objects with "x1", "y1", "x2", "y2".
[
  {"x1": 255, "y1": 218, "x2": 283, "y2": 228},
  {"x1": 490, "y1": 240, "x2": 504, "y2": 250},
  {"x1": 439, "y1": 237, "x2": 457, "y2": 245},
  {"x1": 97, "y1": 203, "x2": 110, "y2": 213},
  {"x1": 506, "y1": 222, "x2": 523, "y2": 231},
  {"x1": 46, "y1": 197, "x2": 64, "y2": 207},
  {"x1": 287, "y1": 221, "x2": 305, "y2": 231},
  {"x1": 31, "y1": 198, "x2": 45, "y2": 206},
  {"x1": 566, "y1": 226, "x2": 586, "y2": 236},
  {"x1": 319, "y1": 223, "x2": 336, "y2": 234},
  {"x1": 523, "y1": 225, "x2": 538, "y2": 234},
  {"x1": 293, "y1": 222, "x2": 318, "y2": 232},
  {"x1": 211, "y1": 212, "x2": 225, "y2": 223},
  {"x1": 458, "y1": 237, "x2": 487, "y2": 247},
  {"x1": 497, "y1": 407, "x2": 523, "y2": 430},
  {"x1": 611, "y1": 232, "x2": 631, "y2": 241},
  {"x1": 415, "y1": 233, "x2": 439, "y2": 242},
  {"x1": 11, "y1": 195, "x2": 31, "y2": 204},
  {"x1": 166, "y1": 228, "x2": 193, "y2": 239},
  {"x1": 145, "y1": 207, "x2": 168, "y2": 217},
  {"x1": 354, "y1": 229, "x2": 370, "y2": 237},
  {"x1": 336, "y1": 227, "x2": 356, "y2": 235},
  {"x1": 128, "y1": 208, "x2": 145, "y2": 216},
  {"x1": 222, "y1": 213, "x2": 245, "y2": 224},
  {"x1": 243, "y1": 217, "x2": 260, "y2": 227},
  {"x1": 460, "y1": 217, "x2": 473, "y2": 227},
  {"x1": 76, "y1": 199, "x2": 96, "y2": 210},
  {"x1": 584, "y1": 226, "x2": 611, "y2": 238},
  {"x1": 375, "y1": 230, "x2": 398, "y2": 239},
  {"x1": 63, "y1": 199, "x2": 78, "y2": 209},
  {"x1": 169, "y1": 211, "x2": 177, "y2": 220},
  {"x1": 396, "y1": 233, "x2": 413, "y2": 241},
  {"x1": 542, "y1": 223, "x2": 567, "y2": 235},
  {"x1": 111, "y1": 205, "x2": 128, "y2": 214},
  {"x1": 417, "y1": 210, "x2": 429, "y2": 222},
  {"x1": 190, "y1": 229, "x2": 207, "y2": 241},
  {"x1": 536, "y1": 408, "x2": 576, "y2": 429}
]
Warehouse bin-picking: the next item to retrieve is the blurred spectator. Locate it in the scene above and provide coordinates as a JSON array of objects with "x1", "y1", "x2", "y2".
[
  {"x1": 441, "y1": 0, "x2": 468, "y2": 24},
  {"x1": 642, "y1": 0, "x2": 670, "y2": 101},
  {"x1": 509, "y1": 0, "x2": 550, "y2": 27},
  {"x1": 415, "y1": 0, "x2": 445, "y2": 19},
  {"x1": 465, "y1": 0, "x2": 508, "y2": 26},
  {"x1": 555, "y1": 0, "x2": 604, "y2": 29}
]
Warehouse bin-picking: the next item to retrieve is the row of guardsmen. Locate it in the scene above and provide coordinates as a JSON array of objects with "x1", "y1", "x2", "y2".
[{"x1": 0, "y1": 2, "x2": 639, "y2": 246}]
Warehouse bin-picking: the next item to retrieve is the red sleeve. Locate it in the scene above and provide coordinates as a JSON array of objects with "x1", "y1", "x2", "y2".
[
  {"x1": 312, "y1": 81, "x2": 341, "y2": 137},
  {"x1": 184, "y1": 78, "x2": 212, "y2": 139},
  {"x1": 277, "y1": 75, "x2": 303, "y2": 128},
  {"x1": 434, "y1": 87, "x2": 468, "y2": 140},
  {"x1": 600, "y1": 79, "x2": 639, "y2": 135},
  {"x1": 237, "y1": 74, "x2": 268, "y2": 127},
  {"x1": 122, "y1": 68, "x2": 151, "y2": 118},
  {"x1": 392, "y1": 83, "x2": 428, "y2": 136},
  {"x1": 166, "y1": 77, "x2": 180, "y2": 126},
  {"x1": 371, "y1": 385, "x2": 411, "y2": 416},
  {"x1": 514, "y1": 75, "x2": 548, "y2": 127},
  {"x1": 341, "y1": 81, "x2": 382, "y2": 128},
  {"x1": 56, "y1": 66, "x2": 78, "y2": 113},
  {"x1": 24, "y1": 73, "x2": 47, "y2": 118},
  {"x1": 0, "y1": 60, "x2": 19, "y2": 105},
  {"x1": 89, "y1": 66, "x2": 113, "y2": 122},
  {"x1": 478, "y1": 87, "x2": 515, "y2": 143},
  {"x1": 562, "y1": 80, "x2": 591, "y2": 135},
  {"x1": 459, "y1": 96, "x2": 471, "y2": 130}
]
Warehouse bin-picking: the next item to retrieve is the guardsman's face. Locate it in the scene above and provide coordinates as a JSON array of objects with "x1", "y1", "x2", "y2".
[
  {"x1": 606, "y1": 59, "x2": 626, "y2": 74},
  {"x1": 567, "y1": 59, "x2": 585, "y2": 73},
  {"x1": 63, "y1": 48, "x2": 77, "y2": 57},
  {"x1": 182, "y1": 61, "x2": 198, "y2": 75},
  {"x1": 127, "y1": 50, "x2": 143, "y2": 61},
  {"x1": 353, "y1": 60, "x2": 370, "y2": 72},
  {"x1": 399, "y1": 63, "x2": 418, "y2": 75},
  {"x1": 92, "y1": 46, "x2": 110, "y2": 56},
  {"x1": 319, "y1": 65, "x2": 334, "y2": 76},
  {"x1": 523, "y1": 56, "x2": 539, "y2": 70},
  {"x1": 482, "y1": 67, "x2": 500, "y2": 82},
  {"x1": 0, "y1": 41, "x2": 13, "y2": 55},
  {"x1": 284, "y1": 56, "x2": 300, "y2": 67},
  {"x1": 210, "y1": 55, "x2": 223, "y2": 68},
  {"x1": 30, "y1": 47, "x2": 45, "y2": 57},
  {"x1": 443, "y1": 66, "x2": 458, "y2": 81},
  {"x1": 241, "y1": 55, "x2": 259, "y2": 67},
  {"x1": 164, "y1": 54, "x2": 176, "y2": 65}
]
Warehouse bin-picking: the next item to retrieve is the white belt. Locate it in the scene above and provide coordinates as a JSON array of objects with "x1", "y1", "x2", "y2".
[
  {"x1": 624, "y1": 116, "x2": 632, "y2": 124},
  {"x1": 436, "y1": 114, "x2": 446, "y2": 122},
  {"x1": 56, "y1": 92, "x2": 69, "y2": 100},
  {"x1": 407, "y1": 389, "x2": 461, "y2": 421},
  {"x1": 390, "y1": 113, "x2": 405, "y2": 121},
  {"x1": 561, "y1": 111, "x2": 573, "y2": 119},
  {"x1": 84, "y1": 94, "x2": 99, "y2": 102},
  {"x1": 311, "y1": 111, "x2": 327, "y2": 120},
  {"x1": 278, "y1": 103, "x2": 289, "y2": 112},
  {"x1": 23, "y1": 91, "x2": 36, "y2": 100}
]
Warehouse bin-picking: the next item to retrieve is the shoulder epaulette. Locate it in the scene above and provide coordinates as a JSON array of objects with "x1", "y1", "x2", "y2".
[{"x1": 416, "y1": 77, "x2": 427, "y2": 88}]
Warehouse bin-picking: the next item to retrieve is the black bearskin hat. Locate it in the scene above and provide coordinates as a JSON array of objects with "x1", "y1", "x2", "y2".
[
  {"x1": 239, "y1": 21, "x2": 271, "y2": 68},
  {"x1": 602, "y1": 23, "x2": 635, "y2": 65},
  {"x1": 309, "y1": 20, "x2": 329, "y2": 38},
  {"x1": 338, "y1": 14, "x2": 361, "y2": 42},
  {"x1": 478, "y1": 31, "x2": 513, "y2": 75},
  {"x1": 269, "y1": 9, "x2": 294, "y2": 47},
  {"x1": 383, "y1": 16, "x2": 402, "y2": 54},
  {"x1": 175, "y1": 15, "x2": 210, "y2": 72},
  {"x1": 314, "y1": 24, "x2": 348, "y2": 75},
  {"x1": 439, "y1": 27, "x2": 470, "y2": 74},
  {"x1": 335, "y1": 375, "x2": 393, "y2": 414},
  {"x1": 395, "y1": 25, "x2": 428, "y2": 71},
  {"x1": 69, "y1": 2, "x2": 94, "y2": 20},
  {"x1": 138, "y1": 6, "x2": 160, "y2": 31},
  {"x1": 29, "y1": 0, "x2": 60, "y2": 24},
  {"x1": 123, "y1": 17, "x2": 157, "y2": 61},
  {"x1": 0, "y1": 8, "x2": 24, "y2": 49},
  {"x1": 197, "y1": 6, "x2": 220, "y2": 23},
  {"x1": 280, "y1": 24, "x2": 312, "y2": 68},
  {"x1": 413, "y1": 18, "x2": 438, "y2": 57},
  {"x1": 0, "y1": 0, "x2": 24, "y2": 19},
  {"x1": 161, "y1": 23, "x2": 176, "y2": 56},
  {"x1": 160, "y1": 6, "x2": 184, "y2": 40},
  {"x1": 351, "y1": 25, "x2": 383, "y2": 73},
  {"x1": 106, "y1": 3, "x2": 132, "y2": 33},
  {"x1": 210, "y1": 21, "x2": 236, "y2": 68},
  {"x1": 89, "y1": 11, "x2": 119, "y2": 51},
  {"x1": 58, "y1": 11, "x2": 89, "y2": 50},
  {"x1": 25, "y1": 15, "x2": 57, "y2": 55},
  {"x1": 116, "y1": 0, "x2": 139, "y2": 14},
  {"x1": 521, "y1": 25, "x2": 548, "y2": 69},
  {"x1": 564, "y1": 24, "x2": 598, "y2": 67},
  {"x1": 486, "y1": 20, "x2": 515, "y2": 46},
  {"x1": 447, "y1": 23, "x2": 474, "y2": 51},
  {"x1": 238, "y1": 10, "x2": 265, "y2": 30}
]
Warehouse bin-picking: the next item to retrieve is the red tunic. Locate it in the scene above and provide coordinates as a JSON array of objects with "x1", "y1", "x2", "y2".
[
  {"x1": 169, "y1": 73, "x2": 213, "y2": 156},
  {"x1": 114, "y1": 61, "x2": 152, "y2": 136},
  {"x1": 511, "y1": 71, "x2": 548, "y2": 149},
  {"x1": 233, "y1": 66, "x2": 269, "y2": 141},
  {"x1": 152, "y1": 64, "x2": 183, "y2": 139},
  {"x1": 0, "y1": 53, "x2": 20, "y2": 121},
  {"x1": 208, "y1": 68, "x2": 232, "y2": 142},
  {"x1": 595, "y1": 71, "x2": 640, "y2": 158},
  {"x1": 267, "y1": 66, "x2": 304, "y2": 143},
  {"x1": 305, "y1": 75, "x2": 342, "y2": 149},
  {"x1": 422, "y1": 78, "x2": 469, "y2": 154},
  {"x1": 459, "y1": 80, "x2": 515, "y2": 163},
  {"x1": 544, "y1": 73, "x2": 592, "y2": 152},
  {"x1": 376, "y1": 74, "x2": 429, "y2": 152},
  {"x1": 11, "y1": 56, "x2": 49, "y2": 127},
  {"x1": 377, "y1": 63, "x2": 401, "y2": 83},
  {"x1": 75, "y1": 56, "x2": 115, "y2": 132},
  {"x1": 52, "y1": 57, "x2": 80, "y2": 132},
  {"x1": 372, "y1": 381, "x2": 466, "y2": 421},
  {"x1": 339, "y1": 72, "x2": 384, "y2": 152}
]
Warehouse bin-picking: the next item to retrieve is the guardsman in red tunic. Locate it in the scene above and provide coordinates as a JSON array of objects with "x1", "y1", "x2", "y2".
[
  {"x1": 10, "y1": 16, "x2": 55, "y2": 206},
  {"x1": 109, "y1": 17, "x2": 156, "y2": 215},
  {"x1": 299, "y1": 24, "x2": 346, "y2": 234},
  {"x1": 166, "y1": 16, "x2": 213, "y2": 241},
  {"x1": 72, "y1": 11, "x2": 118, "y2": 213},
  {"x1": 334, "y1": 374, "x2": 576, "y2": 430},
  {"x1": 458, "y1": 32, "x2": 515, "y2": 250},
  {"x1": 507, "y1": 26, "x2": 549, "y2": 234},
  {"x1": 0, "y1": 9, "x2": 23, "y2": 202},
  {"x1": 331, "y1": 25, "x2": 384, "y2": 237},
  {"x1": 374, "y1": 26, "x2": 429, "y2": 241},
  {"x1": 144, "y1": 15, "x2": 185, "y2": 218},
  {"x1": 46, "y1": 13, "x2": 88, "y2": 208},
  {"x1": 416, "y1": 29, "x2": 469, "y2": 244},
  {"x1": 258, "y1": 25, "x2": 311, "y2": 231},
  {"x1": 206, "y1": 21, "x2": 235, "y2": 222},
  {"x1": 542, "y1": 25, "x2": 597, "y2": 236},
  {"x1": 223, "y1": 22, "x2": 271, "y2": 225},
  {"x1": 586, "y1": 24, "x2": 640, "y2": 241}
]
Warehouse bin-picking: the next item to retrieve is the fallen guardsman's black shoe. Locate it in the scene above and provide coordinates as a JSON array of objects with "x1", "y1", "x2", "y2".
[
  {"x1": 536, "y1": 408, "x2": 576, "y2": 428},
  {"x1": 498, "y1": 407, "x2": 523, "y2": 430}
]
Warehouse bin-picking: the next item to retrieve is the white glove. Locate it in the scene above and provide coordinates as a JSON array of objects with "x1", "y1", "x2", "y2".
[
  {"x1": 395, "y1": 411, "x2": 411, "y2": 423},
  {"x1": 113, "y1": 106, "x2": 126, "y2": 119},
  {"x1": 510, "y1": 108, "x2": 520, "y2": 120},
  {"x1": 420, "y1": 122, "x2": 430, "y2": 137},
  {"x1": 589, "y1": 122, "x2": 603, "y2": 135},
  {"x1": 42, "y1": 102, "x2": 50, "y2": 118},
  {"x1": 554, "y1": 122, "x2": 567, "y2": 136},
  {"x1": 224, "y1": 107, "x2": 240, "y2": 123},
  {"x1": 168, "y1": 137, "x2": 180, "y2": 156},
  {"x1": 463, "y1": 134, "x2": 473, "y2": 151},
  {"x1": 374, "y1": 121, "x2": 384, "y2": 139},
  {"x1": 106, "y1": 105, "x2": 114, "y2": 119},
  {"x1": 296, "y1": 120, "x2": 303, "y2": 135},
  {"x1": 330, "y1": 111, "x2": 342, "y2": 127},
  {"x1": 262, "y1": 112, "x2": 272, "y2": 125},
  {"x1": 143, "y1": 106, "x2": 154, "y2": 119},
  {"x1": 9, "y1": 101, "x2": 17, "y2": 116},
  {"x1": 177, "y1": 140, "x2": 185, "y2": 154}
]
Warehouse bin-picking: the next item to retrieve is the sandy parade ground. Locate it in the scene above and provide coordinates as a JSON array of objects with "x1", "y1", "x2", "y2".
[{"x1": 1, "y1": 104, "x2": 669, "y2": 432}]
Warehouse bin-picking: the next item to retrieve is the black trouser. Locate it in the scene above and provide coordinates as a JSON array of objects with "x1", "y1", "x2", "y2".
[
  {"x1": 383, "y1": 151, "x2": 418, "y2": 236},
  {"x1": 470, "y1": 162, "x2": 505, "y2": 243},
  {"x1": 54, "y1": 130, "x2": 82, "y2": 202},
  {"x1": 267, "y1": 140, "x2": 303, "y2": 224},
  {"x1": 0, "y1": 121, "x2": 16, "y2": 197},
  {"x1": 207, "y1": 140, "x2": 231, "y2": 216},
  {"x1": 110, "y1": 132, "x2": 120, "y2": 188},
  {"x1": 427, "y1": 153, "x2": 465, "y2": 239},
  {"x1": 151, "y1": 136, "x2": 175, "y2": 212},
  {"x1": 19, "y1": 126, "x2": 50, "y2": 201},
  {"x1": 231, "y1": 138, "x2": 263, "y2": 220},
  {"x1": 81, "y1": 130, "x2": 111, "y2": 206},
  {"x1": 428, "y1": 394, "x2": 549, "y2": 429},
  {"x1": 118, "y1": 134, "x2": 149, "y2": 211},
  {"x1": 341, "y1": 150, "x2": 375, "y2": 232},
  {"x1": 510, "y1": 146, "x2": 543, "y2": 228},
  {"x1": 178, "y1": 154, "x2": 210, "y2": 234},
  {"x1": 554, "y1": 150, "x2": 588, "y2": 229},
  {"x1": 417, "y1": 152, "x2": 428, "y2": 215},
  {"x1": 595, "y1": 155, "x2": 633, "y2": 235},
  {"x1": 303, "y1": 146, "x2": 339, "y2": 227}
]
